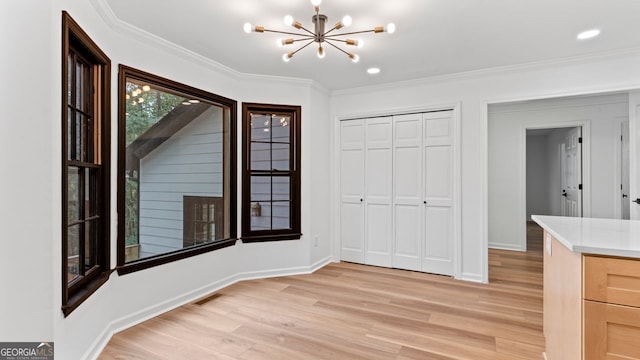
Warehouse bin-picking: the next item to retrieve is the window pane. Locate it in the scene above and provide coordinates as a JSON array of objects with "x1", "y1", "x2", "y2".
[
  {"x1": 67, "y1": 224, "x2": 80, "y2": 283},
  {"x1": 272, "y1": 201, "x2": 291, "y2": 230},
  {"x1": 251, "y1": 201, "x2": 272, "y2": 231},
  {"x1": 87, "y1": 169, "x2": 98, "y2": 217},
  {"x1": 85, "y1": 220, "x2": 97, "y2": 269},
  {"x1": 250, "y1": 114, "x2": 271, "y2": 141},
  {"x1": 68, "y1": 108, "x2": 74, "y2": 160},
  {"x1": 68, "y1": 167, "x2": 80, "y2": 222},
  {"x1": 272, "y1": 177, "x2": 290, "y2": 201},
  {"x1": 271, "y1": 142, "x2": 290, "y2": 171},
  {"x1": 250, "y1": 176, "x2": 271, "y2": 201},
  {"x1": 124, "y1": 177, "x2": 138, "y2": 250},
  {"x1": 123, "y1": 74, "x2": 233, "y2": 263},
  {"x1": 271, "y1": 115, "x2": 290, "y2": 143},
  {"x1": 76, "y1": 61, "x2": 82, "y2": 110},
  {"x1": 250, "y1": 141, "x2": 270, "y2": 170},
  {"x1": 67, "y1": 54, "x2": 73, "y2": 106},
  {"x1": 76, "y1": 112, "x2": 83, "y2": 161}
]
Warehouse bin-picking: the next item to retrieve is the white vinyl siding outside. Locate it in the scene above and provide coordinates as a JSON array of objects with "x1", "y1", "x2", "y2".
[{"x1": 138, "y1": 107, "x2": 223, "y2": 258}]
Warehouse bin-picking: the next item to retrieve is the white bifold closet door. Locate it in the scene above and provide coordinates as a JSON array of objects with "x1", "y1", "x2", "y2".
[
  {"x1": 364, "y1": 117, "x2": 393, "y2": 267},
  {"x1": 340, "y1": 111, "x2": 454, "y2": 276},
  {"x1": 392, "y1": 113, "x2": 424, "y2": 271},
  {"x1": 340, "y1": 119, "x2": 365, "y2": 263},
  {"x1": 422, "y1": 111, "x2": 454, "y2": 276}
]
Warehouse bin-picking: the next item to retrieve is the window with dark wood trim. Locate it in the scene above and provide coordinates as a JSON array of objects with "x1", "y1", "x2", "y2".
[
  {"x1": 117, "y1": 65, "x2": 237, "y2": 275},
  {"x1": 61, "y1": 12, "x2": 111, "y2": 316},
  {"x1": 242, "y1": 103, "x2": 301, "y2": 242},
  {"x1": 183, "y1": 196, "x2": 225, "y2": 247}
]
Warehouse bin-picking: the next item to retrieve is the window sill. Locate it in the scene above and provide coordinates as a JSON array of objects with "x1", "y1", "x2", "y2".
[
  {"x1": 241, "y1": 233, "x2": 303, "y2": 243},
  {"x1": 117, "y1": 238, "x2": 237, "y2": 275},
  {"x1": 62, "y1": 270, "x2": 112, "y2": 317}
]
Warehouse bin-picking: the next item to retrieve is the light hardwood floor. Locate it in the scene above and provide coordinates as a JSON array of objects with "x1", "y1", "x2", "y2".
[{"x1": 99, "y1": 224, "x2": 544, "y2": 359}]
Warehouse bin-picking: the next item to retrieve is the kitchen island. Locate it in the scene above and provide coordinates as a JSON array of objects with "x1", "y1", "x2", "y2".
[{"x1": 532, "y1": 215, "x2": 640, "y2": 360}]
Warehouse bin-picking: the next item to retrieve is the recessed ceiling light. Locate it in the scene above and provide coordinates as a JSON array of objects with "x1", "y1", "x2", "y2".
[
  {"x1": 367, "y1": 67, "x2": 381, "y2": 75},
  {"x1": 577, "y1": 29, "x2": 600, "y2": 40}
]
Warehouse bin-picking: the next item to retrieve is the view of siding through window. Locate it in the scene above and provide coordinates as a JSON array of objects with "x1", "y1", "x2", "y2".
[
  {"x1": 250, "y1": 113, "x2": 291, "y2": 231},
  {"x1": 124, "y1": 80, "x2": 228, "y2": 262}
]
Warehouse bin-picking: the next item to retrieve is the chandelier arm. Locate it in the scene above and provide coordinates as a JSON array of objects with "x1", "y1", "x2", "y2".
[
  {"x1": 291, "y1": 37, "x2": 316, "y2": 42},
  {"x1": 322, "y1": 26, "x2": 340, "y2": 37},
  {"x1": 297, "y1": 26, "x2": 316, "y2": 37},
  {"x1": 291, "y1": 40, "x2": 316, "y2": 56},
  {"x1": 324, "y1": 40, "x2": 351, "y2": 56},
  {"x1": 324, "y1": 29, "x2": 376, "y2": 37},
  {"x1": 262, "y1": 29, "x2": 311, "y2": 37}
]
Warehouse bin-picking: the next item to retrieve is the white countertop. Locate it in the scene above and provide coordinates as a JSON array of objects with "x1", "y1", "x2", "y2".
[{"x1": 531, "y1": 215, "x2": 640, "y2": 258}]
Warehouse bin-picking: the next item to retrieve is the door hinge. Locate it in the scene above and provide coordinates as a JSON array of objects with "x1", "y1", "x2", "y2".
[
  {"x1": 578, "y1": 137, "x2": 582, "y2": 144},
  {"x1": 578, "y1": 184, "x2": 583, "y2": 190}
]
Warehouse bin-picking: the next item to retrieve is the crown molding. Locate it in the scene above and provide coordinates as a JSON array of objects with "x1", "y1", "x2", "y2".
[
  {"x1": 332, "y1": 46, "x2": 640, "y2": 97},
  {"x1": 88, "y1": 0, "x2": 323, "y2": 90}
]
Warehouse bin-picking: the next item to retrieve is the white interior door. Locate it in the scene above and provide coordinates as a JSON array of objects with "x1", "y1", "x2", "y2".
[
  {"x1": 340, "y1": 120, "x2": 365, "y2": 263},
  {"x1": 392, "y1": 114, "x2": 423, "y2": 271},
  {"x1": 423, "y1": 111, "x2": 454, "y2": 276},
  {"x1": 365, "y1": 117, "x2": 393, "y2": 267},
  {"x1": 561, "y1": 127, "x2": 582, "y2": 217},
  {"x1": 622, "y1": 121, "x2": 630, "y2": 220}
]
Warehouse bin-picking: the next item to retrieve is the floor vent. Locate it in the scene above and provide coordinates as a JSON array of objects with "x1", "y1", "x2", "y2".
[{"x1": 194, "y1": 293, "x2": 222, "y2": 305}]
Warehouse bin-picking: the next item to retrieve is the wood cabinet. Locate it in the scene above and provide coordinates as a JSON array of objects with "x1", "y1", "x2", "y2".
[
  {"x1": 583, "y1": 255, "x2": 640, "y2": 360},
  {"x1": 544, "y1": 232, "x2": 640, "y2": 360},
  {"x1": 543, "y1": 233, "x2": 582, "y2": 360}
]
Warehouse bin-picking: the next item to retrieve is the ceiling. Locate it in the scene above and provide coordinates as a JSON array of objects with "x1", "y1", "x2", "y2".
[{"x1": 104, "y1": 0, "x2": 640, "y2": 91}]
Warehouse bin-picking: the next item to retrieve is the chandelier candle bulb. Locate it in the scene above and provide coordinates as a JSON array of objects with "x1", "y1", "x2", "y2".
[
  {"x1": 342, "y1": 15, "x2": 352, "y2": 27},
  {"x1": 311, "y1": 0, "x2": 322, "y2": 6},
  {"x1": 284, "y1": 15, "x2": 294, "y2": 26},
  {"x1": 317, "y1": 46, "x2": 325, "y2": 59}
]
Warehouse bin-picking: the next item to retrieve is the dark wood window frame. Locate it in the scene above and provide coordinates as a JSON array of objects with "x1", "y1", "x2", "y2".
[
  {"x1": 117, "y1": 65, "x2": 237, "y2": 275},
  {"x1": 241, "y1": 103, "x2": 302, "y2": 242},
  {"x1": 61, "y1": 11, "x2": 111, "y2": 316}
]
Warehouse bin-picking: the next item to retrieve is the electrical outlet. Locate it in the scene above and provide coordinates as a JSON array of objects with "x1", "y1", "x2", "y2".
[
  {"x1": 314, "y1": 236, "x2": 319, "y2": 247},
  {"x1": 545, "y1": 234, "x2": 552, "y2": 256}
]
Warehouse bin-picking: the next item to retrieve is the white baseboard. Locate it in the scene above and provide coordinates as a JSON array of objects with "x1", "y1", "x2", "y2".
[
  {"x1": 84, "y1": 256, "x2": 333, "y2": 360},
  {"x1": 461, "y1": 272, "x2": 485, "y2": 283},
  {"x1": 488, "y1": 242, "x2": 526, "y2": 252}
]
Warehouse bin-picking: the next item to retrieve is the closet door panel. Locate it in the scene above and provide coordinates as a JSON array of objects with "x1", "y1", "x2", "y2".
[
  {"x1": 423, "y1": 111, "x2": 454, "y2": 275},
  {"x1": 424, "y1": 146, "x2": 452, "y2": 206},
  {"x1": 393, "y1": 114, "x2": 422, "y2": 271},
  {"x1": 340, "y1": 120, "x2": 365, "y2": 263},
  {"x1": 365, "y1": 117, "x2": 392, "y2": 267},
  {"x1": 423, "y1": 206, "x2": 453, "y2": 274}
]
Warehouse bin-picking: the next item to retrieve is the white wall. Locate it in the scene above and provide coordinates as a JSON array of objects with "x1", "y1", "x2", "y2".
[
  {"x1": 0, "y1": 0, "x2": 54, "y2": 342},
  {"x1": 332, "y1": 51, "x2": 640, "y2": 283},
  {"x1": 526, "y1": 133, "x2": 550, "y2": 219},
  {"x1": 488, "y1": 94, "x2": 628, "y2": 250},
  {"x1": 0, "y1": 1, "x2": 333, "y2": 359}
]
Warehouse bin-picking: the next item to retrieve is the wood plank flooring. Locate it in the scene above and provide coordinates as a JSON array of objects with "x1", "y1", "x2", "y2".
[{"x1": 99, "y1": 224, "x2": 544, "y2": 359}]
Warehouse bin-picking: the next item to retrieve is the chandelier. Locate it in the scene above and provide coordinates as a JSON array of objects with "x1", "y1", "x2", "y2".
[{"x1": 243, "y1": 0, "x2": 395, "y2": 63}]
